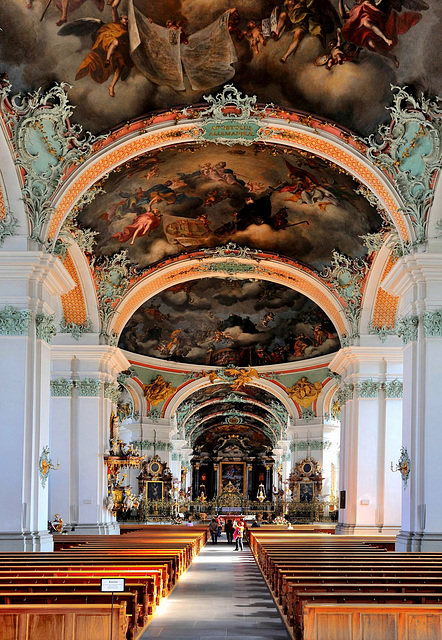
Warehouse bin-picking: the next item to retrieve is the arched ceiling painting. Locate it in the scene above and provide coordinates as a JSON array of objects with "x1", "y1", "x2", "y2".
[
  {"x1": 78, "y1": 143, "x2": 383, "y2": 270},
  {"x1": 1, "y1": 1, "x2": 438, "y2": 136},
  {"x1": 119, "y1": 278, "x2": 340, "y2": 365}
]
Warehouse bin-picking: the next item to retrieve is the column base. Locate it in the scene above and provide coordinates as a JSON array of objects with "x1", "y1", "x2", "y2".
[
  {"x1": 70, "y1": 522, "x2": 120, "y2": 535},
  {"x1": 336, "y1": 523, "x2": 400, "y2": 536},
  {"x1": 0, "y1": 531, "x2": 54, "y2": 552},
  {"x1": 396, "y1": 530, "x2": 442, "y2": 552}
]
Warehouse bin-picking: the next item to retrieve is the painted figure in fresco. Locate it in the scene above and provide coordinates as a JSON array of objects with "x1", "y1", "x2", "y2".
[
  {"x1": 111, "y1": 208, "x2": 162, "y2": 245},
  {"x1": 244, "y1": 20, "x2": 267, "y2": 56},
  {"x1": 273, "y1": 0, "x2": 339, "y2": 63},
  {"x1": 325, "y1": 28, "x2": 345, "y2": 69},
  {"x1": 280, "y1": 161, "x2": 338, "y2": 211},
  {"x1": 66, "y1": 4, "x2": 133, "y2": 97},
  {"x1": 339, "y1": 0, "x2": 428, "y2": 68},
  {"x1": 37, "y1": 0, "x2": 104, "y2": 26}
]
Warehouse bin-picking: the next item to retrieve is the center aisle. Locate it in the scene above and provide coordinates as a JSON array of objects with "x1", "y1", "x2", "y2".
[{"x1": 140, "y1": 535, "x2": 291, "y2": 640}]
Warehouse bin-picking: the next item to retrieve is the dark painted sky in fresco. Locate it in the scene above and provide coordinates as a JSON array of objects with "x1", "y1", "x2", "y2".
[{"x1": 119, "y1": 278, "x2": 340, "y2": 365}]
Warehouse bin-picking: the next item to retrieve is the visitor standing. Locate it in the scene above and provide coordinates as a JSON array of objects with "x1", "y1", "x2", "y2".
[
  {"x1": 209, "y1": 518, "x2": 219, "y2": 544},
  {"x1": 225, "y1": 518, "x2": 234, "y2": 544},
  {"x1": 234, "y1": 521, "x2": 244, "y2": 551}
]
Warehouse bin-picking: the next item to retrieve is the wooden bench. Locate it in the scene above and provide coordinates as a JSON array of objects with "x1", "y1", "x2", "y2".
[
  {"x1": 0, "y1": 603, "x2": 127, "y2": 640},
  {"x1": 302, "y1": 603, "x2": 442, "y2": 640}
]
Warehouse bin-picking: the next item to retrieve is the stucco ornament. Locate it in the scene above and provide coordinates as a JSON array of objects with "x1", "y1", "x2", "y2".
[
  {"x1": 301, "y1": 407, "x2": 315, "y2": 422},
  {"x1": 336, "y1": 383, "x2": 354, "y2": 406},
  {"x1": 203, "y1": 243, "x2": 261, "y2": 261},
  {"x1": 92, "y1": 250, "x2": 136, "y2": 339},
  {"x1": 0, "y1": 80, "x2": 101, "y2": 242},
  {"x1": 60, "y1": 316, "x2": 93, "y2": 340},
  {"x1": 422, "y1": 309, "x2": 442, "y2": 337},
  {"x1": 50, "y1": 378, "x2": 73, "y2": 397},
  {"x1": 391, "y1": 446, "x2": 411, "y2": 489},
  {"x1": 384, "y1": 379, "x2": 403, "y2": 398},
  {"x1": 143, "y1": 375, "x2": 177, "y2": 407},
  {"x1": 320, "y1": 250, "x2": 368, "y2": 340},
  {"x1": 369, "y1": 324, "x2": 396, "y2": 343},
  {"x1": 187, "y1": 84, "x2": 271, "y2": 146},
  {"x1": 76, "y1": 378, "x2": 102, "y2": 396},
  {"x1": 0, "y1": 305, "x2": 31, "y2": 336},
  {"x1": 396, "y1": 314, "x2": 419, "y2": 344},
  {"x1": 104, "y1": 382, "x2": 121, "y2": 404},
  {"x1": 38, "y1": 445, "x2": 59, "y2": 488},
  {"x1": 35, "y1": 313, "x2": 57, "y2": 344},
  {"x1": 356, "y1": 379, "x2": 382, "y2": 398},
  {"x1": 285, "y1": 377, "x2": 322, "y2": 408},
  {"x1": 0, "y1": 207, "x2": 19, "y2": 246},
  {"x1": 365, "y1": 86, "x2": 442, "y2": 247}
]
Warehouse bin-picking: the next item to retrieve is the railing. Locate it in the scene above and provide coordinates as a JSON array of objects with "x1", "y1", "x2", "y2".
[{"x1": 118, "y1": 499, "x2": 338, "y2": 523}]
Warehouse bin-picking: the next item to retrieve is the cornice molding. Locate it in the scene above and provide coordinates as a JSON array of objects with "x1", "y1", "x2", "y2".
[{"x1": 0, "y1": 251, "x2": 75, "y2": 295}]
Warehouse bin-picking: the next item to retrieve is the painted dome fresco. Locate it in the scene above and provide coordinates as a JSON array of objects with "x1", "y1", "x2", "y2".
[
  {"x1": 1, "y1": 1, "x2": 438, "y2": 135},
  {"x1": 118, "y1": 278, "x2": 340, "y2": 365},
  {"x1": 78, "y1": 143, "x2": 383, "y2": 271}
]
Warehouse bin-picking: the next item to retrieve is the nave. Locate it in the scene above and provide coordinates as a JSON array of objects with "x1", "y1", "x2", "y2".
[
  {"x1": 2, "y1": 525, "x2": 442, "y2": 639},
  {"x1": 140, "y1": 537, "x2": 290, "y2": 640}
]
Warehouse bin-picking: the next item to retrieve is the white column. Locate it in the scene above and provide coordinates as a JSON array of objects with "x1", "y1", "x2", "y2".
[
  {"x1": 383, "y1": 254, "x2": 442, "y2": 550},
  {"x1": 0, "y1": 252, "x2": 74, "y2": 550},
  {"x1": 50, "y1": 344, "x2": 129, "y2": 535},
  {"x1": 330, "y1": 346, "x2": 403, "y2": 535}
]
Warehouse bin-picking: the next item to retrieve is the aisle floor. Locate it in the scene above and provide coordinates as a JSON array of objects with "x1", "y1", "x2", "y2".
[{"x1": 140, "y1": 536, "x2": 291, "y2": 639}]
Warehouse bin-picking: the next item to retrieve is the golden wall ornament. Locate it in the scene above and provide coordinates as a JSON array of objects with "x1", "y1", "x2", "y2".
[
  {"x1": 285, "y1": 377, "x2": 323, "y2": 408},
  {"x1": 143, "y1": 375, "x2": 177, "y2": 407},
  {"x1": 38, "y1": 446, "x2": 60, "y2": 488},
  {"x1": 224, "y1": 366, "x2": 260, "y2": 391}
]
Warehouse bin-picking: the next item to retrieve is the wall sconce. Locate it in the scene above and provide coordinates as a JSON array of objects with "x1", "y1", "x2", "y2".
[
  {"x1": 39, "y1": 446, "x2": 59, "y2": 488},
  {"x1": 391, "y1": 446, "x2": 410, "y2": 489}
]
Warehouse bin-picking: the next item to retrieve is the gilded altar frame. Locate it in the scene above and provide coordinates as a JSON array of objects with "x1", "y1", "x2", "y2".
[{"x1": 219, "y1": 462, "x2": 246, "y2": 495}]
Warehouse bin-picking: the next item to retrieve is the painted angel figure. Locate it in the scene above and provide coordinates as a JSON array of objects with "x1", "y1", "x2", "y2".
[
  {"x1": 280, "y1": 161, "x2": 338, "y2": 211},
  {"x1": 58, "y1": 3, "x2": 134, "y2": 96},
  {"x1": 339, "y1": 0, "x2": 428, "y2": 68},
  {"x1": 272, "y1": 0, "x2": 340, "y2": 63}
]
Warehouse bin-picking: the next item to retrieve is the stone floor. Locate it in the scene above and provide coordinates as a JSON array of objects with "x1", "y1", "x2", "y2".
[{"x1": 140, "y1": 535, "x2": 291, "y2": 639}]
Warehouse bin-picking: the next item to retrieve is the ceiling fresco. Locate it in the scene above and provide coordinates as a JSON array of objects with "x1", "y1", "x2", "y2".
[
  {"x1": 118, "y1": 278, "x2": 340, "y2": 365},
  {"x1": 78, "y1": 143, "x2": 383, "y2": 271},
  {"x1": 0, "y1": 1, "x2": 438, "y2": 136},
  {"x1": 193, "y1": 424, "x2": 272, "y2": 457},
  {"x1": 179, "y1": 383, "x2": 285, "y2": 406}
]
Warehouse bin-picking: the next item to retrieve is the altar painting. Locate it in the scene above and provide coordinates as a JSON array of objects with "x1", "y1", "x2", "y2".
[{"x1": 220, "y1": 462, "x2": 245, "y2": 495}]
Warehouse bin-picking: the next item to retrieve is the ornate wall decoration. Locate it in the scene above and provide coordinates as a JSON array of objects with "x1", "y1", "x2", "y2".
[
  {"x1": 203, "y1": 242, "x2": 261, "y2": 261},
  {"x1": 148, "y1": 408, "x2": 162, "y2": 423},
  {"x1": 0, "y1": 81, "x2": 101, "y2": 242},
  {"x1": 93, "y1": 251, "x2": 136, "y2": 339},
  {"x1": 320, "y1": 250, "x2": 368, "y2": 340},
  {"x1": 59, "y1": 316, "x2": 93, "y2": 341},
  {"x1": 391, "y1": 446, "x2": 411, "y2": 489},
  {"x1": 396, "y1": 315, "x2": 419, "y2": 344},
  {"x1": 290, "y1": 440, "x2": 331, "y2": 451},
  {"x1": 365, "y1": 86, "x2": 442, "y2": 246},
  {"x1": 285, "y1": 377, "x2": 322, "y2": 408},
  {"x1": 422, "y1": 309, "x2": 442, "y2": 338},
  {"x1": 384, "y1": 379, "x2": 403, "y2": 399},
  {"x1": 223, "y1": 366, "x2": 261, "y2": 392},
  {"x1": 369, "y1": 324, "x2": 397, "y2": 343},
  {"x1": 104, "y1": 382, "x2": 120, "y2": 405},
  {"x1": 35, "y1": 313, "x2": 57, "y2": 344},
  {"x1": 360, "y1": 231, "x2": 387, "y2": 254},
  {"x1": 143, "y1": 375, "x2": 177, "y2": 407},
  {"x1": 50, "y1": 378, "x2": 73, "y2": 397},
  {"x1": 0, "y1": 306, "x2": 31, "y2": 336},
  {"x1": 76, "y1": 378, "x2": 102, "y2": 397},
  {"x1": 301, "y1": 407, "x2": 315, "y2": 422},
  {"x1": 336, "y1": 383, "x2": 354, "y2": 407},
  {"x1": 356, "y1": 379, "x2": 382, "y2": 399},
  {"x1": 0, "y1": 207, "x2": 19, "y2": 246},
  {"x1": 38, "y1": 445, "x2": 59, "y2": 488},
  {"x1": 188, "y1": 84, "x2": 271, "y2": 146}
]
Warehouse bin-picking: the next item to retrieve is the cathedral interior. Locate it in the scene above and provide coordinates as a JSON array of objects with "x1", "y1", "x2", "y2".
[{"x1": 0, "y1": 0, "x2": 442, "y2": 636}]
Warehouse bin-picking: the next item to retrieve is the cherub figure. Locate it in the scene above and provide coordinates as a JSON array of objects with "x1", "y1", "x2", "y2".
[
  {"x1": 224, "y1": 366, "x2": 260, "y2": 391},
  {"x1": 244, "y1": 20, "x2": 267, "y2": 56},
  {"x1": 325, "y1": 28, "x2": 345, "y2": 69}
]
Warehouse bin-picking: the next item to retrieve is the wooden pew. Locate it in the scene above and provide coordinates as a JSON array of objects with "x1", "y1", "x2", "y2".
[
  {"x1": 302, "y1": 603, "x2": 442, "y2": 640},
  {"x1": 0, "y1": 603, "x2": 127, "y2": 640}
]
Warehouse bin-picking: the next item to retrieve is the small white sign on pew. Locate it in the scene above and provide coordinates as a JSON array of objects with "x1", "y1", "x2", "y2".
[{"x1": 101, "y1": 578, "x2": 125, "y2": 593}]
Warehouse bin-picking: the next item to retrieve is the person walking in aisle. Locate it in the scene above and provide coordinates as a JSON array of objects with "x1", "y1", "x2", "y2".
[
  {"x1": 209, "y1": 518, "x2": 219, "y2": 544},
  {"x1": 225, "y1": 518, "x2": 234, "y2": 544}
]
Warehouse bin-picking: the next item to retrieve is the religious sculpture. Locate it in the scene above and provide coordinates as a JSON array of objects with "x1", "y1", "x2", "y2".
[
  {"x1": 143, "y1": 375, "x2": 177, "y2": 406},
  {"x1": 285, "y1": 377, "x2": 323, "y2": 408}
]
